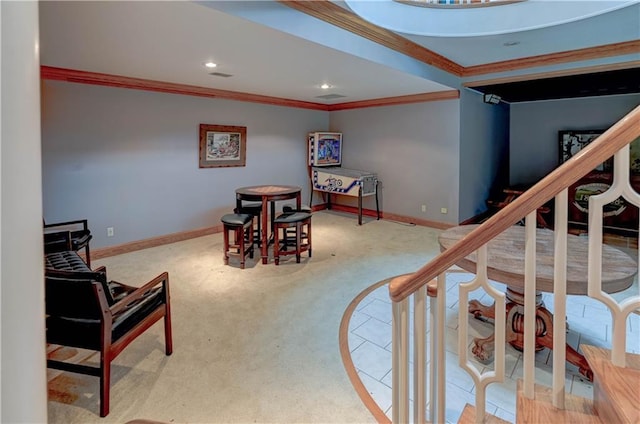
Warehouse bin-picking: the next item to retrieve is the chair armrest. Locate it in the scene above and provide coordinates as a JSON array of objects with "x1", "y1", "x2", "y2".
[
  {"x1": 43, "y1": 231, "x2": 73, "y2": 252},
  {"x1": 110, "y1": 272, "x2": 169, "y2": 315},
  {"x1": 44, "y1": 219, "x2": 89, "y2": 231}
]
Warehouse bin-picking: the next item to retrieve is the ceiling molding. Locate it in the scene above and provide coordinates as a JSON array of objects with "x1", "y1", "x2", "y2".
[
  {"x1": 328, "y1": 90, "x2": 459, "y2": 111},
  {"x1": 278, "y1": 0, "x2": 465, "y2": 76},
  {"x1": 40, "y1": 66, "x2": 331, "y2": 111},
  {"x1": 463, "y1": 61, "x2": 640, "y2": 88},
  {"x1": 41, "y1": 66, "x2": 457, "y2": 111},
  {"x1": 283, "y1": 0, "x2": 639, "y2": 80},
  {"x1": 464, "y1": 40, "x2": 640, "y2": 76}
]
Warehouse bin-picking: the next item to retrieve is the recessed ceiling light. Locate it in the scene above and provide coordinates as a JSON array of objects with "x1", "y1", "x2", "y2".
[
  {"x1": 320, "y1": 83, "x2": 332, "y2": 90},
  {"x1": 204, "y1": 62, "x2": 217, "y2": 68}
]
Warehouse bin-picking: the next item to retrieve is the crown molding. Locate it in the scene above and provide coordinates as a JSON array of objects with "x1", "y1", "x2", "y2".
[
  {"x1": 282, "y1": 0, "x2": 640, "y2": 79},
  {"x1": 464, "y1": 40, "x2": 640, "y2": 76},
  {"x1": 41, "y1": 66, "x2": 459, "y2": 111},
  {"x1": 278, "y1": 0, "x2": 465, "y2": 76},
  {"x1": 329, "y1": 90, "x2": 459, "y2": 111},
  {"x1": 40, "y1": 66, "x2": 331, "y2": 111}
]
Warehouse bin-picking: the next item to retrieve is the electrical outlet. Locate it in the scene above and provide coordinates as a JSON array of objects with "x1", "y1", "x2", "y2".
[
  {"x1": 107, "y1": 227, "x2": 114, "y2": 237},
  {"x1": 421, "y1": 204, "x2": 426, "y2": 212},
  {"x1": 440, "y1": 207, "x2": 448, "y2": 214}
]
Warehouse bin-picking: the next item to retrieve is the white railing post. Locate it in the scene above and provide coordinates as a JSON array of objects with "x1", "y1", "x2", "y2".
[
  {"x1": 552, "y1": 189, "x2": 569, "y2": 409},
  {"x1": 588, "y1": 145, "x2": 640, "y2": 367},
  {"x1": 458, "y1": 245, "x2": 505, "y2": 422},
  {"x1": 392, "y1": 299, "x2": 410, "y2": 423},
  {"x1": 523, "y1": 211, "x2": 538, "y2": 398},
  {"x1": 413, "y1": 286, "x2": 427, "y2": 423}
]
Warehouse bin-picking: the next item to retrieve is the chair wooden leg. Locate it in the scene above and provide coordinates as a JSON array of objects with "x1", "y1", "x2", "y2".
[
  {"x1": 248, "y1": 224, "x2": 254, "y2": 259},
  {"x1": 163, "y1": 279, "x2": 173, "y2": 355},
  {"x1": 238, "y1": 227, "x2": 246, "y2": 269},
  {"x1": 100, "y1": 353, "x2": 110, "y2": 417},
  {"x1": 274, "y1": 225, "x2": 280, "y2": 265},
  {"x1": 223, "y1": 227, "x2": 230, "y2": 265},
  {"x1": 308, "y1": 220, "x2": 312, "y2": 258},
  {"x1": 85, "y1": 245, "x2": 91, "y2": 268},
  {"x1": 296, "y1": 222, "x2": 302, "y2": 263}
]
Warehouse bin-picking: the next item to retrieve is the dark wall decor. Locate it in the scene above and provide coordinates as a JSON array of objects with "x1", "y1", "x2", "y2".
[{"x1": 560, "y1": 129, "x2": 640, "y2": 234}]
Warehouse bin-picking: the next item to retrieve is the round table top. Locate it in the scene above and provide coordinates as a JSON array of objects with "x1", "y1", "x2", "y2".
[
  {"x1": 439, "y1": 224, "x2": 637, "y2": 295},
  {"x1": 235, "y1": 185, "x2": 301, "y2": 197}
]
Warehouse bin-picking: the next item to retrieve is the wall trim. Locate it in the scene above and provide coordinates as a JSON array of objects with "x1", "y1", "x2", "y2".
[
  {"x1": 91, "y1": 207, "x2": 450, "y2": 260},
  {"x1": 92, "y1": 225, "x2": 221, "y2": 260}
]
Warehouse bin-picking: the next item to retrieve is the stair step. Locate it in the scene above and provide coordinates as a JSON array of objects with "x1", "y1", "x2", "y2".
[
  {"x1": 516, "y1": 380, "x2": 601, "y2": 424},
  {"x1": 582, "y1": 345, "x2": 640, "y2": 424},
  {"x1": 458, "y1": 403, "x2": 510, "y2": 424}
]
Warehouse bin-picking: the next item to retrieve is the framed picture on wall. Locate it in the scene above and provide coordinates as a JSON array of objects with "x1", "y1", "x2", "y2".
[
  {"x1": 559, "y1": 129, "x2": 609, "y2": 171},
  {"x1": 560, "y1": 128, "x2": 640, "y2": 235},
  {"x1": 199, "y1": 124, "x2": 247, "y2": 168}
]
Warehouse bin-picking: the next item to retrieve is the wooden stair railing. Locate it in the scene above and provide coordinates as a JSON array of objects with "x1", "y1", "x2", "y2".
[
  {"x1": 388, "y1": 105, "x2": 640, "y2": 423},
  {"x1": 389, "y1": 105, "x2": 640, "y2": 302}
]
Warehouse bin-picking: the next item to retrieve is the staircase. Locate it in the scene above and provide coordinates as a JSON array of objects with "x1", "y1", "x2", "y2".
[
  {"x1": 385, "y1": 105, "x2": 640, "y2": 423},
  {"x1": 458, "y1": 345, "x2": 640, "y2": 423}
]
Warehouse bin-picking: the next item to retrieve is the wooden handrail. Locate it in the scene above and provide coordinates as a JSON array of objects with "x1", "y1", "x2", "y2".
[{"x1": 389, "y1": 105, "x2": 640, "y2": 302}]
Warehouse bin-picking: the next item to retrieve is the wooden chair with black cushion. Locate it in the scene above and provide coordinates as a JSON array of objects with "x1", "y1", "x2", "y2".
[
  {"x1": 273, "y1": 211, "x2": 312, "y2": 265},
  {"x1": 221, "y1": 213, "x2": 254, "y2": 269},
  {"x1": 44, "y1": 251, "x2": 173, "y2": 417},
  {"x1": 44, "y1": 218, "x2": 93, "y2": 266}
]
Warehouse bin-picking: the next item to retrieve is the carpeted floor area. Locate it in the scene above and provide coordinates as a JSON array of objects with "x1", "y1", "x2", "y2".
[{"x1": 47, "y1": 210, "x2": 444, "y2": 423}]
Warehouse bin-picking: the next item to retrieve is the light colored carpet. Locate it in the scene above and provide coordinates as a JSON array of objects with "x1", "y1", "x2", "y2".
[{"x1": 47, "y1": 210, "x2": 444, "y2": 423}]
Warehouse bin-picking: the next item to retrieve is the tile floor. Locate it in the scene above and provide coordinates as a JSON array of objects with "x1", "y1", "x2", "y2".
[{"x1": 346, "y1": 272, "x2": 640, "y2": 423}]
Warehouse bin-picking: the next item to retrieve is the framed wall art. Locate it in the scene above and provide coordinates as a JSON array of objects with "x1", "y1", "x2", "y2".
[
  {"x1": 199, "y1": 124, "x2": 246, "y2": 168},
  {"x1": 559, "y1": 129, "x2": 609, "y2": 171},
  {"x1": 560, "y1": 128, "x2": 640, "y2": 235}
]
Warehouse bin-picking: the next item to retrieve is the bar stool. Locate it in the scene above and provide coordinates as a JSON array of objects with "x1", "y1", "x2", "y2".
[
  {"x1": 273, "y1": 212, "x2": 312, "y2": 265},
  {"x1": 236, "y1": 201, "x2": 262, "y2": 246},
  {"x1": 221, "y1": 213, "x2": 254, "y2": 269},
  {"x1": 281, "y1": 205, "x2": 312, "y2": 242}
]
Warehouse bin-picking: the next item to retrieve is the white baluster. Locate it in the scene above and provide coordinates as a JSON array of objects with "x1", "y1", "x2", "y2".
[
  {"x1": 392, "y1": 299, "x2": 410, "y2": 423},
  {"x1": 458, "y1": 245, "x2": 506, "y2": 422},
  {"x1": 523, "y1": 212, "x2": 537, "y2": 398},
  {"x1": 413, "y1": 286, "x2": 427, "y2": 424},
  {"x1": 553, "y1": 189, "x2": 568, "y2": 409}
]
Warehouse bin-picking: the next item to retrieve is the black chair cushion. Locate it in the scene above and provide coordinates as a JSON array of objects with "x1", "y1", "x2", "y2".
[
  {"x1": 274, "y1": 212, "x2": 312, "y2": 224},
  {"x1": 221, "y1": 213, "x2": 253, "y2": 226},
  {"x1": 282, "y1": 205, "x2": 312, "y2": 214},
  {"x1": 45, "y1": 250, "x2": 92, "y2": 272}
]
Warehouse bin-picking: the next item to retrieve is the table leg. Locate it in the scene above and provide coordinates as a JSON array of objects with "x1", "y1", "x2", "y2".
[
  {"x1": 358, "y1": 186, "x2": 363, "y2": 225},
  {"x1": 261, "y1": 197, "x2": 269, "y2": 264},
  {"x1": 468, "y1": 288, "x2": 593, "y2": 380}
]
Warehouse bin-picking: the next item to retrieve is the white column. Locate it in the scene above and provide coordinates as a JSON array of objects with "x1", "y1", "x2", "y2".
[{"x1": 1, "y1": 1, "x2": 48, "y2": 422}]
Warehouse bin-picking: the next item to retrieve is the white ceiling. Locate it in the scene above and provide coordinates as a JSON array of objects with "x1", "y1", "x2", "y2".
[{"x1": 38, "y1": 1, "x2": 640, "y2": 105}]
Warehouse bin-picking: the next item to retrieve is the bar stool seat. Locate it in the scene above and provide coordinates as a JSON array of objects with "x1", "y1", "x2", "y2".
[
  {"x1": 221, "y1": 213, "x2": 254, "y2": 269},
  {"x1": 273, "y1": 212, "x2": 312, "y2": 265},
  {"x1": 282, "y1": 204, "x2": 312, "y2": 214}
]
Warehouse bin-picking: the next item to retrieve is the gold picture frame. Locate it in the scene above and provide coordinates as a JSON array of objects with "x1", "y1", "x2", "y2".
[{"x1": 199, "y1": 124, "x2": 246, "y2": 168}]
